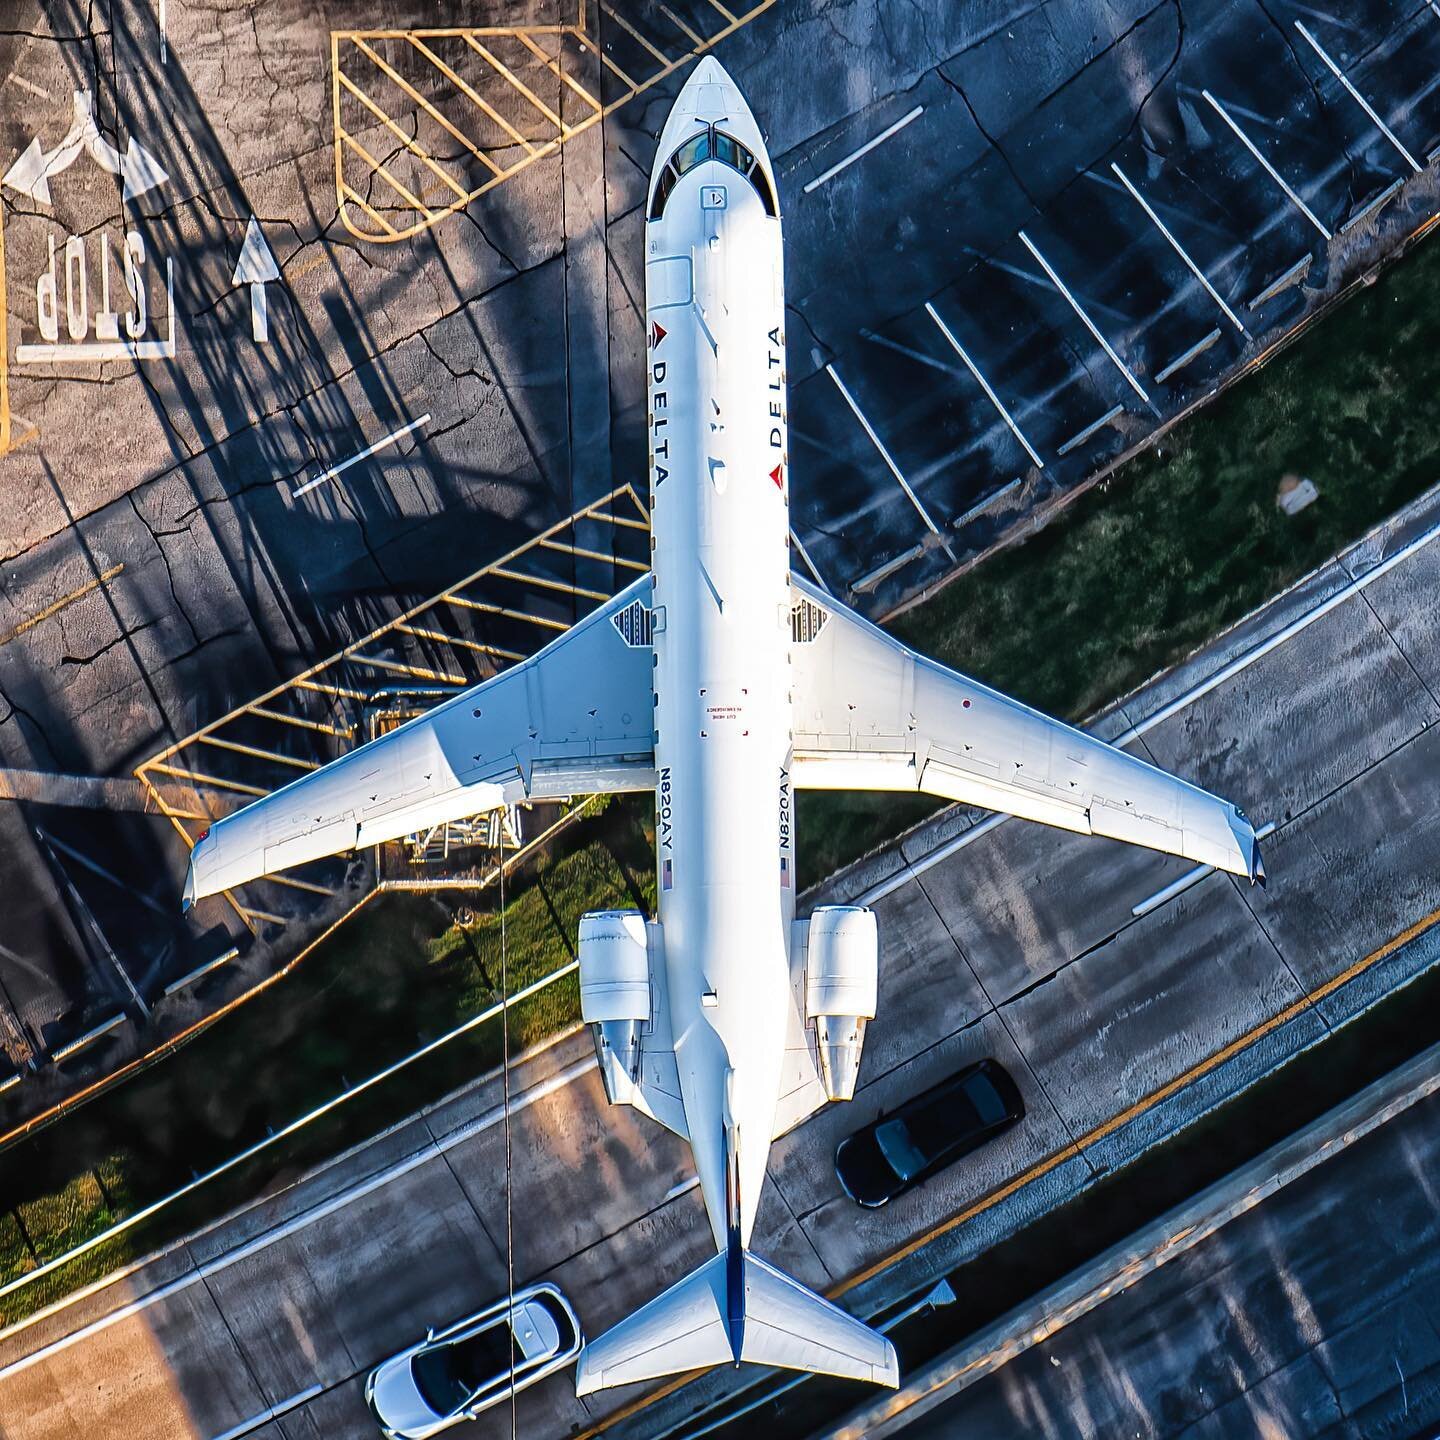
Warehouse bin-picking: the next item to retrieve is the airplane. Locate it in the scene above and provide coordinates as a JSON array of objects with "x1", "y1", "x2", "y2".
[{"x1": 183, "y1": 56, "x2": 1265, "y2": 1399}]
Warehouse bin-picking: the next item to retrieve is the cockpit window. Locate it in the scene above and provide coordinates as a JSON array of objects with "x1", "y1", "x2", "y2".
[{"x1": 649, "y1": 125, "x2": 778, "y2": 220}]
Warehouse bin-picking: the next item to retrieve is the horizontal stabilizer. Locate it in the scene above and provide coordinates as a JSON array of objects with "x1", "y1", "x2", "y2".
[{"x1": 574, "y1": 1250, "x2": 897, "y2": 1396}]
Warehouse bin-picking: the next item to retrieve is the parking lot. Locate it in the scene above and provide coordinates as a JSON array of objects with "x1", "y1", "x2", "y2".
[
  {"x1": 2, "y1": 0, "x2": 1440, "y2": 1290},
  {"x1": 5, "y1": 481, "x2": 1440, "y2": 1440}
]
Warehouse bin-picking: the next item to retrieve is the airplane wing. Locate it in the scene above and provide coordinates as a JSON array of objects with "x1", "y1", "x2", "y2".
[
  {"x1": 787, "y1": 575, "x2": 1264, "y2": 881},
  {"x1": 184, "y1": 577, "x2": 657, "y2": 904}
]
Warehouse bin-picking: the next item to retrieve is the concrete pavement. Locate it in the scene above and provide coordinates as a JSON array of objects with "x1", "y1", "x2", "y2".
[{"x1": 3, "y1": 475, "x2": 1440, "y2": 1438}]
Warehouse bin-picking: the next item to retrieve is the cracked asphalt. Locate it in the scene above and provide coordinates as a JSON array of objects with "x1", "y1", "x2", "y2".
[{"x1": 0, "y1": 0, "x2": 1439, "y2": 1165}]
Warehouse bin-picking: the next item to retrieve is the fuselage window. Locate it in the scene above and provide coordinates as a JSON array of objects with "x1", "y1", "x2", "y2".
[{"x1": 649, "y1": 125, "x2": 778, "y2": 221}]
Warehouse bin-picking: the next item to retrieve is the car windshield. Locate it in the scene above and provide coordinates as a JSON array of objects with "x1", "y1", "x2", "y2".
[
  {"x1": 963, "y1": 1070, "x2": 1008, "y2": 1127},
  {"x1": 874, "y1": 1118, "x2": 928, "y2": 1181},
  {"x1": 411, "y1": 1324, "x2": 515, "y2": 1415}
]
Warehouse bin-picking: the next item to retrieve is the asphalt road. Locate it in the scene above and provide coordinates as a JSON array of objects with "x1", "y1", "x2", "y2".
[
  {"x1": 3, "y1": 474, "x2": 1440, "y2": 1440},
  {"x1": 5, "y1": 0, "x2": 1440, "y2": 1124},
  {"x1": 899, "y1": 1078, "x2": 1440, "y2": 1439}
]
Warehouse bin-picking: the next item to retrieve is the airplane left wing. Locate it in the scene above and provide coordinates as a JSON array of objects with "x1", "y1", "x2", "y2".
[
  {"x1": 788, "y1": 575, "x2": 1264, "y2": 882},
  {"x1": 184, "y1": 577, "x2": 657, "y2": 904}
]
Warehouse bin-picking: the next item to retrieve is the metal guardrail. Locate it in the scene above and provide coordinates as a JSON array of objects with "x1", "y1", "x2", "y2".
[
  {"x1": 134, "y1": 483, "x2": 651, "y2": 936},
  {"x1": 0, "y1": 956, "x2": 581, "y2": 1305},
  {"x1": 331, "y1": 1, "x2": 777, "y2": 242}
]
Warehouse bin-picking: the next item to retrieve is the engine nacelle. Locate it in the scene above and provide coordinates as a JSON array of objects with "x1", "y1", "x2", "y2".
[
  {"x1": 805, "y1": 905, "x2": 878, "y2": 1102},
  {"x1": 578, "y1": 909, "x2": 650, "y2": 1107}
]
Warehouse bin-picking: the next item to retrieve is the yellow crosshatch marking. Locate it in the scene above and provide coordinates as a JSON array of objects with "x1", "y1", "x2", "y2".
[
  {"x1": 134, "y1": 484, "x2": 651, "y2": 932},
  {"x1": 331, "y1": 0, "x2": 776, "y2": 242}
]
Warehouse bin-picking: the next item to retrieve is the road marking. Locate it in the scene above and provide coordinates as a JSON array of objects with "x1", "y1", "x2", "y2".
[
  {"x1": 1, "y1": 91, "x2": 169, "y2": 207},
  {"x1": 1018, "y1": 230, "x2": 1150, "y2": 403},
  {"x1": 6, "y1": 75, "x2": 48, "y2": 100},
  {"x1": 0, "y1": 563, "x2": 125, "y2": 648},
  {"x1": 230, "y1": 218, "x2": 280, "y2": 343},
  {"x1": 826, "y1": 366, "x2": 953, "y2": 557},
  {"x1": 832, "y1": 1040, "x2": 1440, "y2": 1439},
  {"x1": 803, "y1": 106, "x2": 924, "y2": 194},
  {"x1": 790, "y1": 527, "x2": 830, "y2": 592},
  {"x1": 1202, "y1": 89, "x2": 1333, "y2": 240},
  {"x1": 1294, "y1": 21, "x2": 1421, "y2": 174},
  {"x1": 0, "y1": 1045, "x2": 594, "y2": 1365},
  {"x1": 16, "y1": 257, "x2": 176, "y2": 363},
  {"x1": 291, "y1": 413, "x2": 430, "y2": 498},
  {"x1": 1131, "y1": 821, "x2": 1278, "y2": 918},
  {"x1": 0, "y1": 197, "x2": 9, "y2": 455},
  {"x1": 209, "y1": 1385, "x2": 324, "y2": 1440},
  {"x1": 857, "y1": 505, "x2": 1440, "y2": 910},
  {"x1": 925, "y1": 302, "x2": 1044, "y2": 469},
  {"x1": 1110, "y1": 162, "x2": 1247, "y2": 334}
]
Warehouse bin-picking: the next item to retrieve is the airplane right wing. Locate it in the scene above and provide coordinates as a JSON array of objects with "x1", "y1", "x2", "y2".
[
  {"x1": 788, "y1": 575, "x2": 1264, "y2": 881},
  {"x1": 184, "y1": 577, "x2": 657, "y2": 904}
]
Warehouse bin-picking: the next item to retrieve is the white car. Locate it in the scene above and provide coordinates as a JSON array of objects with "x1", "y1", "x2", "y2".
[{"x1": 364, "y1": 1283, "x2": 582, "y2": 1438}]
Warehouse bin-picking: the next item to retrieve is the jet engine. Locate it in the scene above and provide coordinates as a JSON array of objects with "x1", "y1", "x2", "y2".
[
  {"x1": 805, "y1": 905, "x2": 878, "y2": 1102},
  {"x1": 578, "y1": 909, "x2": 650, "y2": 1106}
]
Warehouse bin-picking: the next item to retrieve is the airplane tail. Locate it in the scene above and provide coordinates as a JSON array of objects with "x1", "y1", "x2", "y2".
[{"x1": 573, "y1": 1245, "x2": 898, "y2": 1396}]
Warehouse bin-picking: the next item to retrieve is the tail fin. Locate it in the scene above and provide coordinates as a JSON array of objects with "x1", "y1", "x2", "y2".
[{"x1": 574, "y1": 1249, "x2": 898, "y2": 1396}]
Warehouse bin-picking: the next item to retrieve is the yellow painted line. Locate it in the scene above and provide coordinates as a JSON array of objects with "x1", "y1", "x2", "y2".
[
  {"x1": 514, "y1": 31, "x2": 601, "y2": 112},
  {"x1": 395, "y1": 621, "x2": 525, "y2": 659},
  {"x1": 247, "y1": 706, "x2": 354, "y2": 739},
  {"x1": 265, "y1": 874, "x2": 337, "y2": 898},
  {"x1": 233, "y1": 904, "x2": 288, "y2": 928},
  {"x1": 353, "y1": 37, "x2": 503, "y2": 173},
  {"x1": 706, "y1": 0, "x2": 740, "y2": 24},
  {"x1": 489, "y1": 566, "x2": 611, "y2": 601},
  {"x1": 143, "y1": 763, "x2": 270, "y2": 798},
  {"x1": 541, "y1": 538, "x2": 650, "y2": 570},
  {"x1": 197, "y1": 735, "x2": 321, "y2": 772},
  {"x1": 0, "y1": 564, "x2": 124, "y2": 648},
  {"x1": 338, "y1": 125, "x2": 442, "y2": 217},
  {"x1": 294, "y1": 678, "x2": 372, "y2": 702},
  {"x1": 340, "y1": 179, "x2": 402, "y2": 239},
  {"x1": 408, "y1": 35, "x2": 539, "y2": 157},
  {"x1": 462, "y1": 34, "x2": 568, "y2": 133},
  {"x1": 348, "y1": 652, "x2": 468, "y2": 684},
  {"x1": 0, "y1": 197, "x2": 9, "y2": 457},
  {"x1": 656, "y1": 4, "x2": 705, "y2": 49},
  {"x1": 442, "y1": 595, "x2": 571, "y2": 630},
  {"x1": 568, "y1": 900, "x2": 1440, "y2": 1439},
  {"x1": 338, "y1": 70, "x2": 473, "y2": 196},
  {"x1": 594, "y1": 45, "x2": 640, "y2": 91},
  {"x1": 597, "y1": 0, "x2": 675, "y2": 67}
]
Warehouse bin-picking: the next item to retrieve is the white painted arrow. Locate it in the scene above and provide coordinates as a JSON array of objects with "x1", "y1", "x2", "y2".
[
  {"x1": 231, "y1": 217, "x2": 280, "y2": 342},
  {"x1": 1, "y1": 91, "x2": 169, "y2": 207}
]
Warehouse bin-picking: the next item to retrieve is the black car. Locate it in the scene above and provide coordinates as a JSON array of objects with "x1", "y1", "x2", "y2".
[{"x1": 835, "y1": 1058, "x2": 1025, "y2": 1207}]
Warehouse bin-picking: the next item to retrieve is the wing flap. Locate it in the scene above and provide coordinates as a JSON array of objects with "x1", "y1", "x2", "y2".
[
  {"x1": 788, "y1": 575, "x2": 1263, "y2": 881},
  {"x1": 185, "y1": 577, "x2": 655, "y2": 905}
]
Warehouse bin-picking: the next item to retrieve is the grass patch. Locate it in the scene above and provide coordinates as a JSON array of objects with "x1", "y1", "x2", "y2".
[
  {"x1": 11, "y1": 228, "x2": 1440, "y2": 1326},
  {"x1": 0, "y1": 796, "x2": 655, "y2": 1326},
  {"x1": 797, "y1": 232, "x2": 1440, "y2": 885}
]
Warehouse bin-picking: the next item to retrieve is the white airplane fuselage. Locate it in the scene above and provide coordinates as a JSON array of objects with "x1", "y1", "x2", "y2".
[{"x1": 646, "y1": 66, "x2": 790, "y2": 1252}]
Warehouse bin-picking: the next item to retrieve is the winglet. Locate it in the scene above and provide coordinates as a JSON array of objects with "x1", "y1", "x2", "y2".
[{"x1": 1250, "y1": 834, "x2": 1267, "y2": 889}]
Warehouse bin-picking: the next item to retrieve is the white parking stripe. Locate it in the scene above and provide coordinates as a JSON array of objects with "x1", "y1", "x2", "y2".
[
  {"x1": 803, "y1": 107, "x2": 924, "y2": 194},
  {"x1": 1294, "y1": 21, "x2": 1421, "y2": 174},
  {"x1": 0, "y1": 1056, "x2": 595, "y2": 1378},
  {"x1": 292, "y1": 414, "x2": 430, "y2": 499},
  {"x1": 1018, "y1": 231, "x2": 1150, "y2": 404},
  {"x1": 857, "y1": 510, "x2": 1440, "y2": 907},
  {"x1": 1202, "y1": 90, "x2": 1333, "y2": 240}
]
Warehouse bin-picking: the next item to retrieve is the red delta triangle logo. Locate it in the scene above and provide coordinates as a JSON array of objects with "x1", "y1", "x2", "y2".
[
  {"x1": 770, "y1": 463, "x2": 783, "y2": 489},
  {"x1": 651, "y1": 321, "x2": 667, "y2": 348}
]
